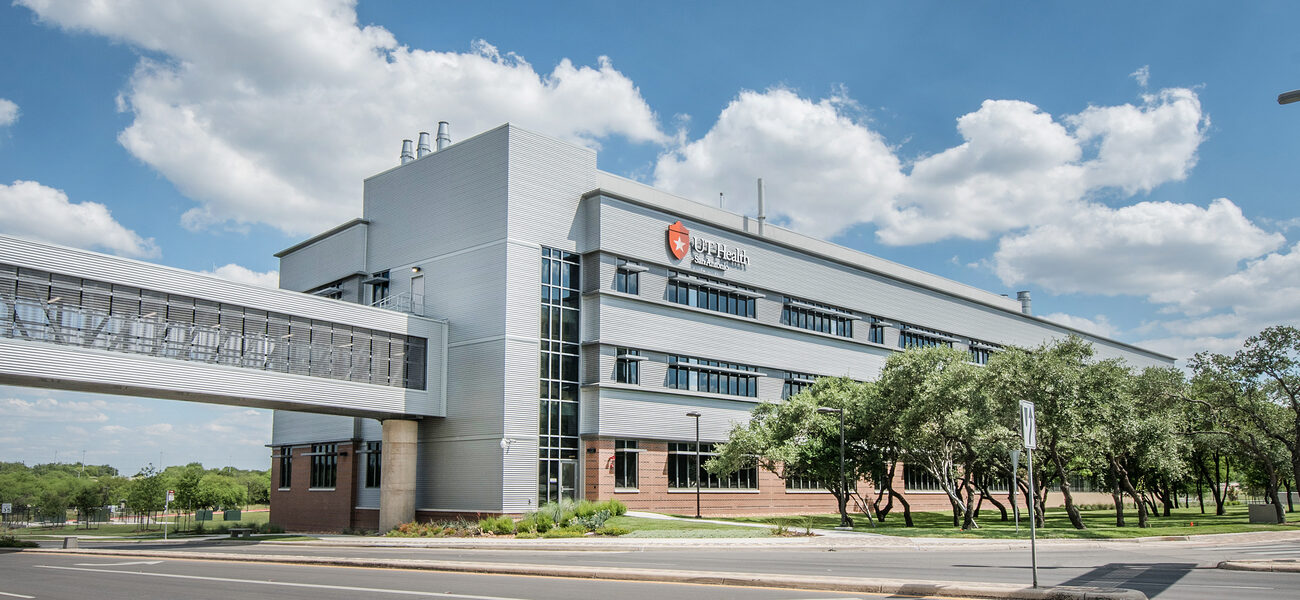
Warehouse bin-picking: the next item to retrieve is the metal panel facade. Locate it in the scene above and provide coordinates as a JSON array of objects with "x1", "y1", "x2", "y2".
[{"x1": 277, "y1": 220, "x2": 368, "y2": 292}]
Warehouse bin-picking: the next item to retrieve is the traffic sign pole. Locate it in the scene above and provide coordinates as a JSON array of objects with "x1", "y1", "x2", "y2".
[{"x1": 1019, "y1": 400, "x2": 1038, "y2": 589}]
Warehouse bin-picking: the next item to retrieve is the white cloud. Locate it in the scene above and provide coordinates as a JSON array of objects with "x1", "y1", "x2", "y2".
[
  {"x1": 1041, "y1": 313, "x2": 1119, "y2": 338},
  {"x1": 1130, "y1": 65, "x2": 1150, "y2": 88},
  {"x1": 654, "y1": 88, "x2": 905, "y2": 239},
  {"x1": 142, "y1": 423, "x2": 173, "y2": 435},
  {"x1": 0, "y1": 98, "x2": 18, "y2": 127},
  {"x1": 203, "y1": 263, "x2": 279, "y2": 288},
  {"x1": 0, "y1": 397, "x2": 109, "y2": 423},
  {"x1": 992, "y1": 198, "x2": 1283, "y2": 301},
  {"x1": 19, "y1": 0, "x2": 666, "y2": 236},
  {"x1": 0, "y1": 180, "x2": 160, "y2": 257},
  {"x1": 1068, "y1": 88, "x2": 1207, "y2": 194}
]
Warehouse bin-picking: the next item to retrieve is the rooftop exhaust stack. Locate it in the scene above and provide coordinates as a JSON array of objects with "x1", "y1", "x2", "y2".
[
  {"x1": 400, "y1": 139, "x2": 415, "y2": 165},
  {"x1": 1017, "y1": 291, "x2": 1032, "y2": 316},
  {"x1": 416, "y1": 132, "x2": 431, "y2": 158},
  {"x1": 757, "y1": 178, "x2": 766, "y2": 235},
  {"x1": 436, "y1": 121, "x2": 451, "y2": 150}
]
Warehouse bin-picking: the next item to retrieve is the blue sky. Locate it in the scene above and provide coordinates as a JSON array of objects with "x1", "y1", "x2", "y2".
[{"x1": 1, "y1": 0, "x2": 1298, "y2": 473}]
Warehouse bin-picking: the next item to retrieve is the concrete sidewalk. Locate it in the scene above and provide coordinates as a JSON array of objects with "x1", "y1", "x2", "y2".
[{"x1": 22, "y1": 547, "x2": 1146, "y2": 600}]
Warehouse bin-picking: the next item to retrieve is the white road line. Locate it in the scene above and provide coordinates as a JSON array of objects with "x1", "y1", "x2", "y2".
[
  {"x1": 74, "y1": 561, "x2": 163, "y2": 566},
  {"x1": 1245, "y1": 550, "x2": 1300, "y2": 556},
  {"x1": 1190, "y1": 585, "x2": 1274, "y2": 590},
  {"x1": 33, "y1": 565, "x2": 530, "y2": 600},
  {"x1": 0, "y1": 591, "x2": 36, "y2": 599}
]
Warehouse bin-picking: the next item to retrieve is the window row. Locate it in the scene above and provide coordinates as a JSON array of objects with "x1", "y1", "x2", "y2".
[
  {"x1": 782, "y1": 371, "x2": 818, "y2": 399},
  {"x1": 667, "y1": 355, "x2": 759, "y2": 397},
  {"x1": 0, "y1": 265, "x2": 427, "y2": 389},
  {"x1": 666, "y1": 271, "x2": 756, "y2": 318},
  {"x1": 667, "y1": 442, "x2": 758, "y2": 489},
  {"x1": 898, "y1": 324, "x2": 956, "y2": 350},
  {"x1": 309, "y1": 444, "x2": 338, "y2": 489},
  {"x1": 781, "y1": 298, "x2": 854, "y2": 338}
]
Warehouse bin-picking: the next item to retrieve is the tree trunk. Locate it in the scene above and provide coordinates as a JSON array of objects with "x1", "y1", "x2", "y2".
[
  {"x1": 1286, "y1": 479, "x2": 1295, "y2": 513},
  {"x1": 980, "y1": 485, "x2": 1009, "y2": 521},
  {"x1": 888, "y1": 486, "x2": 913, "y2": 527},
  {"x1": 1195, "y1": 459, "x2": 1205, "y2": 515},
  {"x1": 961, "y1": 479, "x2": 979, "y2": 530},
  {"x1": 1157, "y1": 480, "x2": 1174, "y2": 517},
  {"x1": 1110, "y1": 466, "x2": 1126, "y2": 527},
  {"x1": 1050, "y1": 450, "x2": 1085, "y2": 529},
  {"x1": 1114, "y1": 457, "x2": 1148, "y2": 528}
]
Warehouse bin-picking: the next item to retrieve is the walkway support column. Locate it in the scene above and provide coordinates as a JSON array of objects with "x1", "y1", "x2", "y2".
[{"x1": 379, "y1": 419, "x2": 418, "y2": 533}]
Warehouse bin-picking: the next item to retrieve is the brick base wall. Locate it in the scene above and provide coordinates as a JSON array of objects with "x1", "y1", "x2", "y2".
[{"x1": 269, "y1": 444, "x2": 359, "y2": 532}]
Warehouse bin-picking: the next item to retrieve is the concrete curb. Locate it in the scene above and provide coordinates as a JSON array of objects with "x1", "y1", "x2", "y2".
[
  {"x1": 1217, "y1": 559, "x2": 1300, "y2": 573},
  {"x1": 22, "y1": 547, "x2": 1146, "y2": 599}
]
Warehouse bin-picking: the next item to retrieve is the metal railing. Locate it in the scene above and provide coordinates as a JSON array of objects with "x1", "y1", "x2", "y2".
[{"x1": 370, "y1": 292, "x2": 425, "y2": 316}]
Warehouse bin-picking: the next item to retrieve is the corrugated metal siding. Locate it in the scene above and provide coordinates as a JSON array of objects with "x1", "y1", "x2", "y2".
[
  {"x1": 415, "y1": 436, "x2": 504, "y2": 512},
  {"x1": 278, "y1": 222, "x2": 368, "y2": 292},
  {"x1": 272, "y1": 411, "x2": 356, "y2": 445},
  {"x1": 0, "y1": 338, "x2": 436, "y2": 417},
  {"x1": 504, "y1": 126, "x2": 597, "y2": 250},
  {"x1": 595, "y1": 388, "x2": 754, "y2": 442},
  {"x1": 363, "y1": 126, "x2": 510, "y2": 272},
  {"x1": 597, "y1": 296, "x2": 891, "y2": 380},
  {"x1": 438, "y1": 339, "x2": 505, "y2": 439},
  {"x1": 592, "y1": 199, "x2": 1171, "y2": 369},
  {"x1": 418, "y1": 242, "x2": 506, "y2": 345}
]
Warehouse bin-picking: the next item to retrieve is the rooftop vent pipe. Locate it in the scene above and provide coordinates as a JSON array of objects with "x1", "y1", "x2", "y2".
[
  {"x1": 436, "y1": 121, "x2": 451, "y2": 150},
  {"x1": 400, "y1": 139, "x2": 415, "y2": 165},
  {"x1": 757, "y1": 178, "x2": 766, "y2": 235},
  {"x1": 416, "y1": 132, "x2": 431, "y2": 158},
  {"x1": 1017, "y1": 291, "x2": 1032, "y2": 316}
]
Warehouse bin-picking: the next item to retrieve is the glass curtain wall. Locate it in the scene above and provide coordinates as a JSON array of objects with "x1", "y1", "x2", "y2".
[{"x1": 539, "y1": 248, "x2": 580, "y2": 504}]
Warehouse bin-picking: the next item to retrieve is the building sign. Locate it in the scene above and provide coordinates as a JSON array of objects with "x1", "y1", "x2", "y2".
[{"x1": 666, "y1": 220, "x2": 750, "y2": 271}]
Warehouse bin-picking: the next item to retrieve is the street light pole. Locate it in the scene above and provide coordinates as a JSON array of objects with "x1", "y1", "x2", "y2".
[
  {"x1": 1279, "y1": 89, "x2": 1300, "y2": 105},
  {"x1": 817, "y1": 406, "x2": 851, "y2": 529},
  {"x1": 686, "y1": 411, "x2": 702, "y2": 519}
]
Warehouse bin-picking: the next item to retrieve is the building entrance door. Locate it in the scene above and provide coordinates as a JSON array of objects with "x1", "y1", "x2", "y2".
[
  {"x1": 560, "y1": 459, "x2": 577, "y2": 500},
  {"x1": 410, "y1": 274, "x2": 425, "y2": 316}
]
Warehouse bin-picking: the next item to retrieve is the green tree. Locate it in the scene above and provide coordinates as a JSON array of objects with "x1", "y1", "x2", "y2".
[
  {"x1": 1233, "y1": 326, "x2": 1300, "y2": 508},
  {"x1": 125, "y1": 465, "x2": 166, "y2": 528},
  {"x1": 196, "y1": 473, "x2": 247, "y2": 510},
  {"x1": 711, "y1": 376, "x2": 870, "y2": 527},
  {"x1": 170, "y1": 463, "x2": 204, "y2": 530},
  {"x1": 880, "y1": 346, "x2": 1006, "y2": 530},
  {"x1": 70, "y1": 478, "x2": 108, "y2": 529}
]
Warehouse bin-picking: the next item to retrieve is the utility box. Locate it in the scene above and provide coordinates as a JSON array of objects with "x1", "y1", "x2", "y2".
[
  {"x1": 1248, "y1": 503, "x2": 1282, "y2": 524},
  {"x1": 222, "y1": 509, "x2": 241, "y2": 521},
  {"x1": 195, "y1": 510, "x2": 213, "y2": 521}
]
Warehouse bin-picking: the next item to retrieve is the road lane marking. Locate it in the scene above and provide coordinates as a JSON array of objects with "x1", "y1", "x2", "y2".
[
  {"x1": 34, "y1": 565, "x2": 541, "y2": 599},
  {"x1": 0, "y1": 592, "x2": 36, "y2": 599},
  {"x1": 74, "y1": 560, "x2": 163, "y2": 566}
]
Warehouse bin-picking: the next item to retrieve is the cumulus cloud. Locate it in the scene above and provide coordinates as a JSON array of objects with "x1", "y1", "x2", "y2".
[
  {"x1": 18, "y1": 0, "x2": 665, "y2": 235},
  {"x1": 0, "y1": 98, "x2": 18, "y2": 127},
  {"x1": 1041, "y1": 313, "x2": 1119, "y2": 338},
  {"x1": 1069, "y1": 88, "x2": 1207, "y2": 194},
  {"x1": 0, "y1": 397, "x2": 109, "y2": 423},
  {"x1": 202, "y1": 263, "x2": 279, "y2": 288},
  {"x1": 654, "y1": 88, "x2": 905, "y2": 239},
  {"x1": 0, "y1": 180, "x2": 160, "y2": 257},
  {"x1": 992, "y1": 198, "x2": 1283, "y2": 301}
]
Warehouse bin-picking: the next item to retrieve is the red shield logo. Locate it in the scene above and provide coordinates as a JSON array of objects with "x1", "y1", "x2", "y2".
[{"x1": 667, "y1": 221, "x2": 690, "y2": 260}]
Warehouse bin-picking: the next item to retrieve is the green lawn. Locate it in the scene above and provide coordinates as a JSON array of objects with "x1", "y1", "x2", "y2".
[
  {"x1": 4, "y1": 508, "x2": 270, "y2": 539},
  {"x1": 605, "y1": 516, "x2": 773, "y2": 538},
  {"x1": 728, "y1": 504, "x2": 1300, "y2": 539}
]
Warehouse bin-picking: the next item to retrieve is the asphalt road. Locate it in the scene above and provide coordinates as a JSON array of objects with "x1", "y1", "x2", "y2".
[
  {"x1": 0, "y1": 551, "x2": 903, "y2": 600},
  {"x1": 34, "y1": 537, "x2": 1300, "y2": 599}
]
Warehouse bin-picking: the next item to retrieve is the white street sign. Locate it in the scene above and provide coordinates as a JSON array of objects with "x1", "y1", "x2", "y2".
[
  {"x1": 1019, "y1": 400, "x2": 1037, "y2": 450},
  {"x1": 166, "y1": 490, "x2": 175, "y2": 503},
  {"x1": 1, "y1": 503, "x2": 11, "y2": 514}
]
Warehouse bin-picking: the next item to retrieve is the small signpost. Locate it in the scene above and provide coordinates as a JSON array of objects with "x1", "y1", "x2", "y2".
[
  {"x1": 1020, "y1": 400, "x2": 1039, "y2": 589},
  {"x1": 1009, "y1": 449, "x2": 1020, "y2": 533},
  {"x1": 164, "y1": 490, "x2": 174, "y2": 540}
]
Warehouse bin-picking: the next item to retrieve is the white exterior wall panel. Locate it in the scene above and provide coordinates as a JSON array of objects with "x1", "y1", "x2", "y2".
[
  {"x1": 363, "y1": 126, "x2": 509, "y2": 271},
  {"x1": 592, "y1": 198, "x2": 1170, "y2": 369},
  {"x1": 416, "y1": 437, "x2": 504, "y2": 512},
  {"x1": 594, "y1": 389, "x2": 754, "y2": 442},
  {"x1": 277, "y1": 222, "x2": 368, "y2": 292},
  {"x1": 271, "y1": 411, "x2": 356, "y2": 446}
]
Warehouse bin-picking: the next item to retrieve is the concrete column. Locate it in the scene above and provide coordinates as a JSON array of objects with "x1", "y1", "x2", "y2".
[{"x1": 379, "y1": 419, "x2": 418, "y2": 532}]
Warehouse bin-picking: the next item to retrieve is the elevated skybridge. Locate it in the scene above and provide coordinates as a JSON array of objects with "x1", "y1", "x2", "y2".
[{"x1": 0, "y1": 234, "x2": 447, "y2": 420}]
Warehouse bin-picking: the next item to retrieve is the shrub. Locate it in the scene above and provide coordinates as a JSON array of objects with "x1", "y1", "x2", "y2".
[
  {"x1": 572, "y1": 509, "x2": 611, "y2": 531},
  {"x1": 594, "y1": 526, "x2": 630, "y2": 536},
  {"x1": 478, "y1": 516, "x2": 515, "y2": 535},
  {"x1": 606, "y1": 498, "x2": 627, "y2": 516},
  {"x1": 575, "y1": 500, "x2": 599, "y2": 518},
  {"x1": 515, "y1": 531, "x2": 539, "y2": 539},
  {"x1": 541, "y1": 526, "x2": 585, "y2": 538},
  {"x1": 0, "y1": 535, "x2": 37, "y2": 548}
]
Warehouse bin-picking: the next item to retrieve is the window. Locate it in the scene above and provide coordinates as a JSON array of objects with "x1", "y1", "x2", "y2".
[
  {"x1": 615, "y1": 348, "x2": 640, "y2": 384},
  {"x1": 867, "y1": 317, "x2": 887, "y2": 344},
  {"x1": 539, "y1": 247, "x2": 581, "y2": 504},
  {"x1": 615, "y1": 259, "x2": 642, "y2": 295},
  {"x1": 309, "y1": 443, "x2": 337, "y2": 489},
  {"x1": 968, "y1": 341, "x2": 999, "y2": 365},
  {"x1": 614, "y1": 440, "x2": 639, "y2": 489},
  {"x1": 278, "y1": 448, "x2": 292, "y2": 489},
  {"x1": 781, "y1": 297, "x2": 855, "y2": 338},
  {"x1": 668, "y1": 355, "x2": 759, "y2": 397},
  {"x1": 785, "y1": 476, "x2": 824, "y2": 490},
  {"x1": 666, "y1": 271, "x2": 756, "y2": 318},
  {"x1": 898, "y1": 324, "x2": 956, "y2": 349},
  {"x1": 903, "y1": 463, "x2": 942, "y2": 492},
  {"x1": 364, "y1": 441, "x2": 381, "y2": 489},
  {"x1": 369, "y1": 270, "x2": 390, "y2": 305},
  {"x1": 667, "y1": 442, "x2": 757, "y2": 489},
  {"x1": 783, "y1": 371, "x2": 818, "y2": 399}
]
